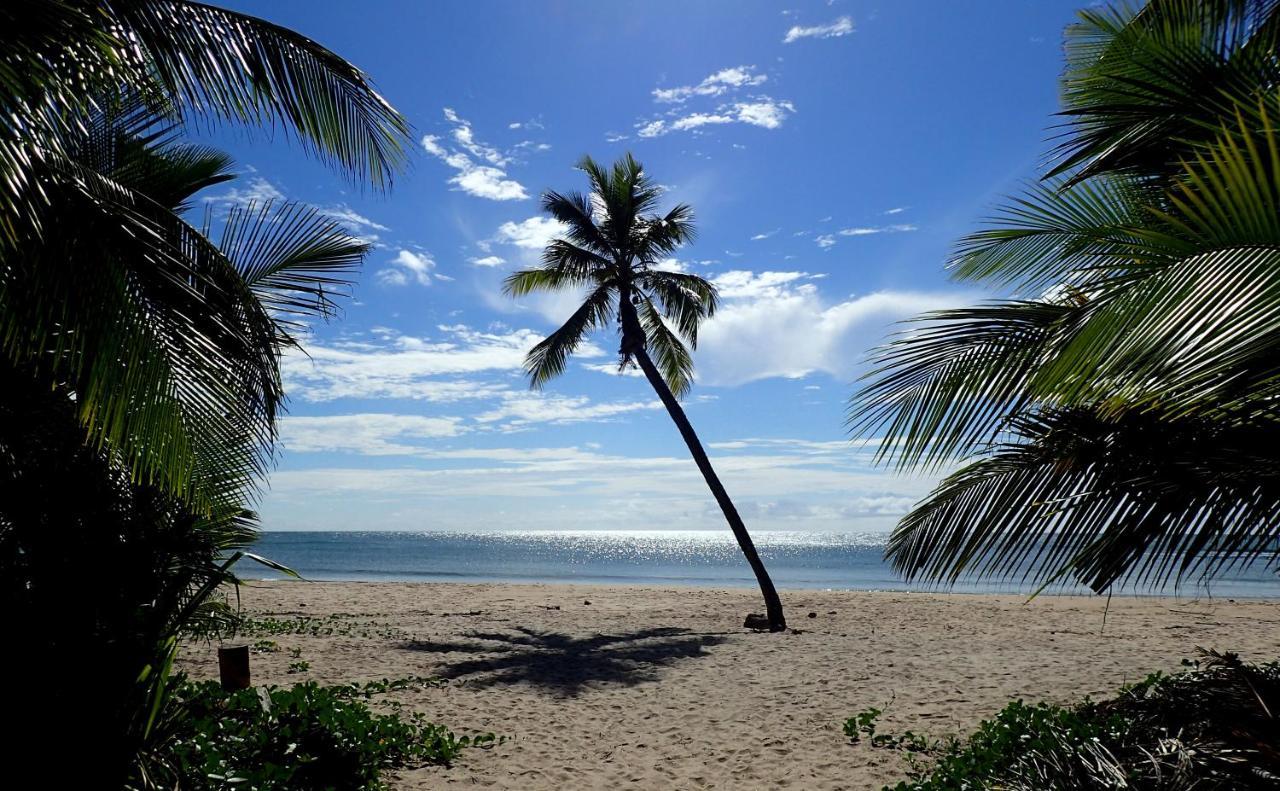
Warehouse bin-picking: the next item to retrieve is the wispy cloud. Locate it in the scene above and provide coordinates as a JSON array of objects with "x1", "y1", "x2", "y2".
[
  {"x1": 475, "y1": 394, "x2": 662, "y2": 428},
  {"x1": 637, "y1": 98, "x2": 795, "y2": 138},
  {"x1": 284, "y1": 324, "x2": 604, "y2": 403},
  {"x1": 281, "y1": 414, "x2": 468, "y2": 455},
  {"x1": 838, "y1": 223, "x2": 917, "y2": 236},
  {"x1": 468, "y1": 255, "x2": 507, "y2": 267},
  {"x1": 421, "y1": 109, "x2": 528, "y2": 201},
  {"x1": 812, "y1": 223, "x2": 918, "y2": 248},
  {"x1": 783, "y1": 15, "x2": 854, "y2": 43},
  {"x1": 206, "y1": 176, "x2": 284, "y2": 206},
  {"x1": 653, "y1": 66, "x2": 767, "y2": 104}
]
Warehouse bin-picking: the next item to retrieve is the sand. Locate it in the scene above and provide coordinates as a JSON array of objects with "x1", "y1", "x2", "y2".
[{"x1": 177, "y1": 582, "x2": 1280, "y2": 790}]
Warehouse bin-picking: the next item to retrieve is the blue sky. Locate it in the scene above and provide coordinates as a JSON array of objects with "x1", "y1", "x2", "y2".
[{"x1": 203, "y1": 0, "x2": 1085, "y2": 532}]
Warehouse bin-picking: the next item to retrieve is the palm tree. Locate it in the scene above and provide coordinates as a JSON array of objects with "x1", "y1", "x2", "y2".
[
  {"x1": 850, "y1": 0, "x2": 1280, "y2": 594},
  {"x1": 505, "y1": 154, "x2": 786, "y2": 631},
  {"x1": 2, "y1": 98, "x2": 372, "y2": 787},
  {"x1": 0, "y1": 1, "x2": 409, "y2": 509}
]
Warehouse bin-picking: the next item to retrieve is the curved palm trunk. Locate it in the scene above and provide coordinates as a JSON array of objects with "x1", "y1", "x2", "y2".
[{"x1": 632, "y1": 348, "x2": 787, "y2": 631}]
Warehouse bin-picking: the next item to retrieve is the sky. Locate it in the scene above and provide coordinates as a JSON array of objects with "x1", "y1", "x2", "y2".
[{"x1": 201, "y1": 0, "x2": 1087, "y2": 533}]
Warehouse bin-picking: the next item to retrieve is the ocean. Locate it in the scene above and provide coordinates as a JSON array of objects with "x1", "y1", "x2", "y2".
[{"x1": 246, "y1": 530, "x2": 1280, "y2": 598}]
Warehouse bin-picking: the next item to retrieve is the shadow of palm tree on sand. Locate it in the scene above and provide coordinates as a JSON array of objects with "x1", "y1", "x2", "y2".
[{"x1": 399, "y1": 626, "x2": 727, "y2": 696}]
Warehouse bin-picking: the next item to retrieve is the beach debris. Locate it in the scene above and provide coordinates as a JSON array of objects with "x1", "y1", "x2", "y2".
[
  {"x1": 743, "y1": 613, "x2": 770, "y2": 630},
  {"x1": 808, "y1": 611, "x2": 817, "y2": 618},
  {"x1": 584, "y1": 600, "x2": 591, "y2": 605},
  {"x1": 541, "y1": 605, "x2": 560, "y2": 610}
]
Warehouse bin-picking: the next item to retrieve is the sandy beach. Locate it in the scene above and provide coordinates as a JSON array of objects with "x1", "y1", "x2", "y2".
[{"x1": 178, "y1": 582, "x2": 1280, "y2": 789}]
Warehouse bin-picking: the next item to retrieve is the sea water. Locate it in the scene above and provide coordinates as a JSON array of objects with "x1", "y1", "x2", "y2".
[{"x1": 247, "y1": 530, "x2": 1280, "y2": 598}]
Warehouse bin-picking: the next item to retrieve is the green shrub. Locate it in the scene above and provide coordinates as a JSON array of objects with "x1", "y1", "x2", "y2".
[
  {"x1": 148, "y1": 679, "x2": 498, "y2": 790},
  {"x1": 861, "y1": 650, "x2": 1280, "y2": 791}
]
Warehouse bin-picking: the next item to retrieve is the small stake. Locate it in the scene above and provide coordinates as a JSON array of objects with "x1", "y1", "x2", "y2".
[{"x1": 219, "y1": 644, "x2": 251, "y2": 691}]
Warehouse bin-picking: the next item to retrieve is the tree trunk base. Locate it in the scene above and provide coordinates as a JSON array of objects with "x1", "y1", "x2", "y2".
[{"x1": 744, "y1": 612, "x2": 787, "y2": 632}]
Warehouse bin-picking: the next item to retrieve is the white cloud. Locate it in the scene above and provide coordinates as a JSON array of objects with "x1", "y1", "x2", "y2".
[
  {"x1": 883, "y1": 207, "x2": 907, "y2": 215},
  {"x1": 284, "y1": 325, "x2": 570, "y2": 402},
  {"x1": 653, "y1": 66, "x2": 767, "y2": 104},
  {"x1": 637, "y1": 98, "x2": 795, "y2": 138},
  {"x1": 421, "y1": 108, "x2": 528, "y2": 201},
  {"x1": 493, "y1": 216, "x2": 569, "y2": 250},
  {"x1": 476, "y1": 394, "x2": 662, "y2": 428},
  {"x1": 750, "y1": 229, "x2": 780, "y2": 241},
  {"x1": 815, "y1": 234, "x2": 836, "y2": 249},
  {"x1": 469, "y1": 255, "x2": 507, "y2": 267},
  {"x1": 693, "y1": 271, "x2": 972, "y2": 386},
  {"x1": 260, "y1": 438, "x2": 943, "y2": 532},
  {"x1": 783, "y1": 15, "x2": 854, "y2": 43},
  {"x1": 281, "y1": 414, "x2": 467, "y2": 456},
  {"x1": 376, "y1": 249, "x2": 435, "y2": 287},
  {"x1": 713, "y1": 269, "x2": 814, "y2": 299},
  {"x1": 443, "y1": 106, "x2": 508, "y2": 166}
]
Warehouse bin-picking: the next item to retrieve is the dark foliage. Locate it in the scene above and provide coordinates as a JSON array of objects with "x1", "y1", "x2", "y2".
[{"x1": 0, "y1": 362, "x2": 253, "y2": 788}]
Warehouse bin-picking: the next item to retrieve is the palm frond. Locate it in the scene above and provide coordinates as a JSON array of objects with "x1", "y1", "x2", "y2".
[
  {"x1": 949, "y1": 177, "x2": 1183, "y2": 290},
  {"x1": 636, "y1": 203, "x2": 696, "y2": 259},
  {"x1": 539, "y1": 238, "x2": 614, "y2": 279},
  {"x1": 542, "y1": 189, "x2": 611, "y2": 254},
  {"x1": 851, "y1": 301, "x2": 1080, "y2": 471},
  {"x1": 107, "y1": 0, "x2": 410, "y2": 189},
  {"x1": 1053, "y1": 0, "x2": 1280, "y2": 183},
  {"x1": 638, "y1": 296, "x2": 695, "y2": 398},
  {"x1": 887, "y1": 407, "x2": 1280, "y2": 593},
  {"x1": 503, "y1": 263, "x2": 600, "y2": 298},
  {"x1": 215, "y1": 200, "x2": 366, "y2": 325},
  {"x1": 1, "y1": 101, "x2": 362, "y2": 512},
  {"x1": 523, "y1": 284, "x2": 615, "y2": 388},
  {"x1": 638, "y1": 270, "x2": 718, "y2": 346}
]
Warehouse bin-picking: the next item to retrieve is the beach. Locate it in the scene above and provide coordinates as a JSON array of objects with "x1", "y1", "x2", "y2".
[{"x1": 178, "y1": 582, "x2": 1280, "y2": 789}]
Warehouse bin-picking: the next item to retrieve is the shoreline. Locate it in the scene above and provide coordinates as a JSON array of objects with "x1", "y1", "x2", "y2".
[
  {"x1": 243, "y1": 575, "x2": 1280, "y2": 601},
  {"x1": 180, "y1": 581, "x2": 1280, "y2": 789}
]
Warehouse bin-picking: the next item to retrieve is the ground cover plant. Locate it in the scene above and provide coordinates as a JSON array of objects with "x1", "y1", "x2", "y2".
[
  {"x1": 854, "y1": 650, "x2": 1280, "y2": 790},
  {"x1": 138, "y1": 676, "x2": 499, "y2": 790}
]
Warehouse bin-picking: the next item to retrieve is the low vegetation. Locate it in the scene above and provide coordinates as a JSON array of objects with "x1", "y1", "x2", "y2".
[
  {"x1": 137, "y1": 677, "x2": 499, "y2": 790},
  {"x1": 852, "y1": 650, "x2": 1279, "y2": 790}
]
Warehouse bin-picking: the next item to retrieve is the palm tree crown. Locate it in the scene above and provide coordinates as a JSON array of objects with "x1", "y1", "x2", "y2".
[{"x1": 504, "y1": 154, "x2": 716, "y2": 396}]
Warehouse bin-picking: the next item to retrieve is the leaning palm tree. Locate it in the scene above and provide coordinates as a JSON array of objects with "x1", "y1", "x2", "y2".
[
  {"x1": 850, "y1": 0, "x2": 1280, "y2": 594},
  {"x1": 505, "y1": 154, "x2": 786, "y2": 631}
]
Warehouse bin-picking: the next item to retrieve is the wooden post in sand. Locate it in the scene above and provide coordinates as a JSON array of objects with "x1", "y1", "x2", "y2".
[{"x1": 218, "y1": 645, "x2": 251, "y2": 690}]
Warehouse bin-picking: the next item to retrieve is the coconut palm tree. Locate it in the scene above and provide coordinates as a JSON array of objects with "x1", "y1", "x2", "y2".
[
  {"x1": 0, "y1": 0, "x2": 409, "y2": 509},
  {"x1": 1, "y1": 97, "x2": 371, "y2": 787},
  {"x1": 505, "y1": 154, "x2": 786, "y2": 631},
  {"x1": 850, "y1": 0, "x2": 1280, "y2": 594}
]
